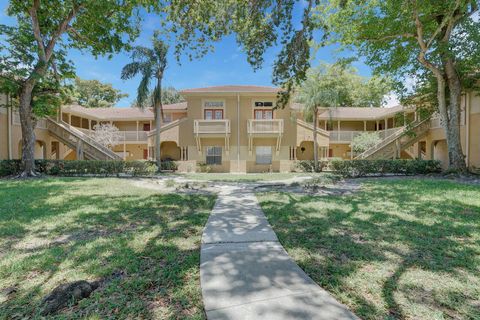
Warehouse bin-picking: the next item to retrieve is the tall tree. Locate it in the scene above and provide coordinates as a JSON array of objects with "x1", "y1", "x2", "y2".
[
  {"x1": 121, "y1": 35, "x2": 168, "y2": 171},
  {"x1": 296, "y1": 63, "x2": 390, "y2": 169},
  {"x1": 317, "y1": 0, "x2": 480, "y2": 172},
  {"x1": 130, "y1": 86, "x2": 184, "y2": 108},
  {"x1": 296, "y1": 68, "x2": 338, "y2": 171},
  {"x1": 0, "y1": 1, "x2": 142, "y2": 176},
  {"x1": 74, "y1": 78, "x2": 127, "y2": 108}
]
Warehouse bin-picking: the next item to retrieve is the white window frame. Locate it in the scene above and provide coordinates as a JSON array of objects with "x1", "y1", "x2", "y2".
[
  {"x1": 202, "y1": 99, "x2": 226, "y2": 119},
  {"x1": 163, "y1": 113, "x2": 173, "y2": 123},
  {"x1": 206, "y1": 146, "x2": 222, "y2": 165},
  {"x1": 256, "y1": 146, "x2": 272, "y2": 164}
]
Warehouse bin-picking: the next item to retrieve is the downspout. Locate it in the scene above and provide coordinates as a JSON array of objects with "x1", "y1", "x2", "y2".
[
  {"x1": 237, "y1": 93, "x2": 240, "y2": 172},
  {"x1": 465, "y1": 92, "x2": 471, "y2": 168},
  {"x1": 7, "y1": 94, "x2": 12, "y2": 160}
]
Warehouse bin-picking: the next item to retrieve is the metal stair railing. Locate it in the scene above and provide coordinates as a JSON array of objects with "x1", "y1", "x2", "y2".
[
  {"x1": 46, "y1": 118, "x2": 122, "y2": 160},
  {"x1": 356, "y1": 117, "x2": 431, "y2": 159}
]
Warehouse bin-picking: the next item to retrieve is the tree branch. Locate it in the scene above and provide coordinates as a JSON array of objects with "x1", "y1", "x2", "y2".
[
  {"x1": 425, "y1": 0, "x2": 461, "y2": 47},
  {"x1": 29, "y1": 0, "x2": 47, "y2": 63},
  {"x1": 411, "y1": 0, "x2": 443, "y2": 78},
  {"x1": 44, "y1": 2, "x2": 84, "y2": 61}
]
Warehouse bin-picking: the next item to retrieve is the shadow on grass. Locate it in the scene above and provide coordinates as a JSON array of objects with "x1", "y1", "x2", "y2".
[
  {"x1": 0, "y1": 178, "x2": 215, "y2": 319},
  {"x1": 258, "y1": 178, "x2": 480, "y2": 319}
]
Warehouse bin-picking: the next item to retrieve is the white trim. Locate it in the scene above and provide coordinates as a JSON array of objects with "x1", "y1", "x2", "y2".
[{"x1": 201, "y1": 99, "x2": 226, "y2": 119}]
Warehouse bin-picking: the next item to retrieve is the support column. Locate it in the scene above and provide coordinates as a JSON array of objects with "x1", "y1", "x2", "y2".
[
  {"x1": 123, "y1": 141, "x2": 126, "y2": 160},
  {"x1": 403, "y1": 112, "x2": 407, "y2": 126},
  {"x1": 7, "y1": 95, "x2": 12, "y2": 160},
  {"x1": 136, "y1": 121, "x2": 139, "y2": 141},
  {"x1": 88, "y1": 119, "x2": 92, "y2": 130},
  {"x1": 337, "y1": 120, "x2": 341, "y2": 131},
  {"x1": 68, "y1": 113, "x2": 72, "y2": 125},
  {"x1": 376, "y1": 120, "x2": 379, "y2": 131},
  {"x1": 385, "y1": 118, "x2": 388, "y2": 130},
  {"x1": 363, "y1": 121, "x2": 367, "y2": 131}
]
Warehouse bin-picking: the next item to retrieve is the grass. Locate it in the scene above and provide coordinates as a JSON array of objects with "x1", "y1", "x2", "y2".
[
  {"x1": 0, "y1": 177, "x2": 216, "y2": 319},
  {"x1": 257, "y1": 178, "x2": 480, "y2": 320},
  {"x1": 172, "y1": 172, "x2": 324, "y2": 182}
]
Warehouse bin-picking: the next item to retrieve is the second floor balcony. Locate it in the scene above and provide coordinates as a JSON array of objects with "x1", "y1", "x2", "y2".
[
  {"x1": 329, "y1": 127, "x2": 402, "y2": 143},
  {"x1": 247, "y1": 119, "x2": 284, "y2": 136},
  {"x1": 194, "y1": 119, "x2": 231, "y2": 136},
  {"x1": 78, "y1": 128, "x2": 149, "y2": 143}
]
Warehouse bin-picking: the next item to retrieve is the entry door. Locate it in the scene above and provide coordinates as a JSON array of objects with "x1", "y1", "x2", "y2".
[
  {"x1": 143, "y1": 123, "x2": 151, "y2": 131},
  {"x1": 254, "y1": 109, "x2": 273, "y2": 119},
  {"x1": 143, "y1": 149, "x2": 148, "y2": 160}
]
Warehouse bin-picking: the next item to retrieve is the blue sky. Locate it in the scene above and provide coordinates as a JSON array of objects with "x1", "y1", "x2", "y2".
[{"x1": 0, "y1": 1, "x2": 396, "y2": 107}]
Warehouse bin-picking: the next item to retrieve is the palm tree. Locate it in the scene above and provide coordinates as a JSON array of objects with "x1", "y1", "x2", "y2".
[
  {"x1": 121, "y1": 34, "x2": 168, "y2": 171},
  {"x1": 296, "y1": 69, "x2": 338, "y2": 171}
]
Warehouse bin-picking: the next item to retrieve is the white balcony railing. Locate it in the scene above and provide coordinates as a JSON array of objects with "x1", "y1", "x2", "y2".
[
  {"x1": 247, "y1": 119, "x2": 284, "y2": 134},
  {"x1": 77, "y1": 128, "x2": 148, "y2": 142},
  {"x1": 194, "y1": 119, "x2": 230, "y2": 134},
  {"x1": 329, "y1": 127, "x2": 402, "y2": 142}
]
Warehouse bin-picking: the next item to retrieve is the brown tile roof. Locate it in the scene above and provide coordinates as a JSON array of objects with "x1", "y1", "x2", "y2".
[
  {"x1": 317, "y1": 105, "x2": 406, "y2": 120},
  {"x1": 181, "y1": 85, "x2": 280, "y2": 94},
  {"x1": 63, "y1": 102, "x2": 187, "y2": 120}
]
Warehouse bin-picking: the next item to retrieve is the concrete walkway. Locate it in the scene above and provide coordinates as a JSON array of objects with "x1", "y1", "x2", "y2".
[{"x1": 200, "y1": 185, "x2": 358, "y2": 320}]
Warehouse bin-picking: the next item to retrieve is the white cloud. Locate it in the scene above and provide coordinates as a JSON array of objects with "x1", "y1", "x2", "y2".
[{"x1": 384, "y1": 93, "x2": 400, "y2": 108}]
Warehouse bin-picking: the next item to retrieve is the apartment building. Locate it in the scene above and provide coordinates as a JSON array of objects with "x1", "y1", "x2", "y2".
[{"x1": 1, "y1": 85, "x2": 479, "y2": 172}]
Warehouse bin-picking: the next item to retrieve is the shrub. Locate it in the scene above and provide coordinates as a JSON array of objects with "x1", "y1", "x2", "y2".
[
  {"x1": 329, "y1": 159, "x2": 442, "y2": 178},
  {"x1": 197, "y1": 162, "x2": 211, "y2": 173},
  {"x1": 351, "y1": 132, "x2": 382, "y2": 155},
  {"x1": 295, "y1": 160, "x2": 328, "y2": 172},
  {"x1": 0, "y1": 160, "x2": 170, "y2": 177},
  {"x1": 160, "y1": 160, "x2": 178, "y2": 171}
]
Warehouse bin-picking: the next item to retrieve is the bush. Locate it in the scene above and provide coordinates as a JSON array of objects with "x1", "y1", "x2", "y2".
[
  {"x1": 0, "y1": 160, "x2": 172, "y2": 177},
  {"x1": 295, "y1": 160, "x2": 328, "y2": 172},
  {"x1": 197, "y1": 162, "x2": 212, "y2": 173},
  {"x1": 160, "y1": 160, "x2": 178, "y2": 171},
  {"x1": 329, "y1": 159, "x2": 442, "y2": 178}
]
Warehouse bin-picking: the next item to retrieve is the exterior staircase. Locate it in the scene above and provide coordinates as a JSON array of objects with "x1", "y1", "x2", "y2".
[
  {"x1": 296, "y1": 119, "x2": 330, "y2": 137},
  {"x1": 46, "y1": 118, "x2": 122, "y2": 160},
  {"x1": 355, "y1": 117, "x2": 431, "y2": 160}
]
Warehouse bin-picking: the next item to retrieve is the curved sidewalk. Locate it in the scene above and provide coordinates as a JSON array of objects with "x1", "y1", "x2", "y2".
[{"x1": 200, "y1": 185, "x2": 358, "y2": 320}]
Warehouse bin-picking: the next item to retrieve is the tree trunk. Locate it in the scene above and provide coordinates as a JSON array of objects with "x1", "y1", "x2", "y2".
[
  {"x1": 18, "y1": 80, "x2": 37, "y2": 177},
  {"x1": 154, "y1": 77, "x2": 162, "y2": 171},
  {"x1": 444, "y1": 58, "x2": 467, "y2": 172},
  {"x1": 313, "y1": 108, "x2": 318, "y2": 172}
]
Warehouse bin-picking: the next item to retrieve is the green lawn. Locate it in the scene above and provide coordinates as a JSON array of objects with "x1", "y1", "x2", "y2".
[
  {"x1": 0, "y1": 178, "x2": 215, "y2": 319},
  {"x1": 172, "y1": 172, "x2": 323, "y2": 182},
  {"x1": 257, "y1": 179, "x2": 480, "y2": 320}
]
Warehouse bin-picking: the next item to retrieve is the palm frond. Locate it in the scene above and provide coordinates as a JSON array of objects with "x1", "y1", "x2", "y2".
[
  {"x1": 136, "y1": 70, "x2": 152, "y2": 109},
  {"x1": 121, "y1": 62, "x2": 143, "y2": 80},
  {"x1": 131, "y1": 46, "x2": 155, "y2": 62}
]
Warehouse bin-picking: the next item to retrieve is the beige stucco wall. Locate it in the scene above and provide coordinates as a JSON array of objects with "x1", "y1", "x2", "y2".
[
  {"x1": 112, "y1": 143, "x2": 148, "y2": 161},
  {"x1": 329, "y1": 144, "x2": 352, "y2": 159},
  {"x1": 0, "y1": 107, "x2": 8, "y2": 160}
]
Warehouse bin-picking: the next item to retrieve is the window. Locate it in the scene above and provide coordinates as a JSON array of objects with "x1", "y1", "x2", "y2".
[
  {"x1": 254, "y1": 109, "x2": 273, "y2": 119},
  {"x1": 254, "y1": 101, "x2": 273, "y2": 107},
  {"x1": 204, "y1": 109, "x2": 223, "y2": 120},
  {"x1": 163, "y1": 114, "x2": 172, "y2": 123},
  {"x1": 204, "y1": 101, "x2": 224, "y2": 108},
  {"x1": 206, "y1": 146, "x2": 222, "y2": 165},
  {"x1": 256, "y1": 146, "x2": 272, "y2": 164}
]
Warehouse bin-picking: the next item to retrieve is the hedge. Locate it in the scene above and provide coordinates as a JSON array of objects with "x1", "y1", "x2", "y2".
[
  {"x1": 329, "y1": 159, "x2": 442, "y2": 177},
  {"x1": 0, "y1": 160, "x2": 178, "y2": 177},
  {"x1": 294, "y1": 160, "x2": 329, "y2": 173}
]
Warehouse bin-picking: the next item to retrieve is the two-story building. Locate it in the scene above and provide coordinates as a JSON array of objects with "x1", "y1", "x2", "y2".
[{"x1": 1, "y1": 85, "x2": 479, "y2": 172}]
